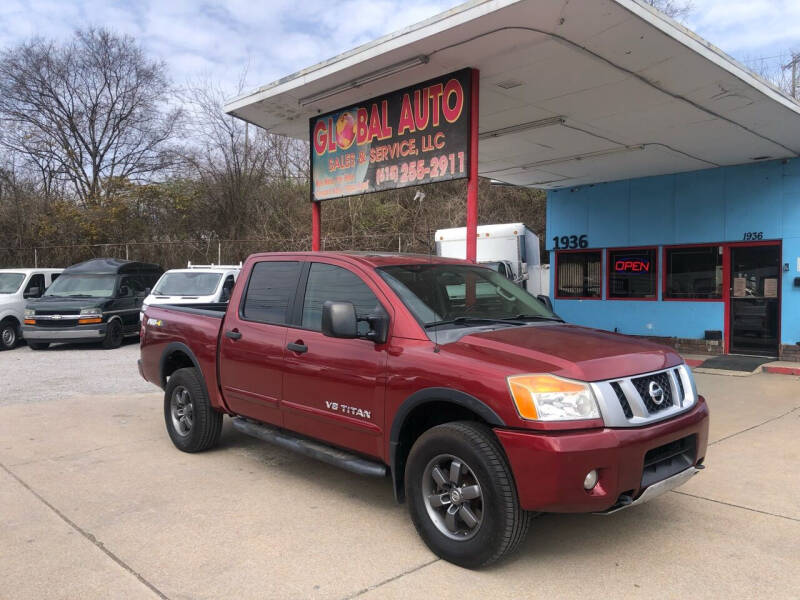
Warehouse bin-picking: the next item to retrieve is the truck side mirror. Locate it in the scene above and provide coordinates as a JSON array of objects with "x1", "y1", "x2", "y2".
[
  {"x1": 321, "y1": 301, "x2": 358, "y2": 339},
  {"x1": 537, "y1": 294, "x2": 554, "y2": 311},
  {"x1": 119, "y1": 285, "x2": 130, "y2": 297},
  {"x1": 24, "y1": 287, "x2": 41, "y2": 299}
]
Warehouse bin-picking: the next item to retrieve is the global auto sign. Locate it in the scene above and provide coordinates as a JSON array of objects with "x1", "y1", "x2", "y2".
[{"x1": 309, "y1": 69, "x2": 472, "y2": 201}]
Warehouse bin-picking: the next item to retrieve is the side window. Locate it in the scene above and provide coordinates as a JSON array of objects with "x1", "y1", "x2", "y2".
[
  {"x1": 242, "y1": 261, "x2": 301, "y2": 324},
  {"x1": 302, "y1": 263, "x2": 383, "y2": 334},
  {"x1": 221, "y1": 275, "x2": 235, "y2": 302},
  {"x1": 119, "y1": 276, "x2": 145, "y2": 297},
  {"x1": 24, "y1": 274, "x2": 46, "y2": 297},
  {"x1": 50, "y1": 273, "x2": 60, "y2": 284}
]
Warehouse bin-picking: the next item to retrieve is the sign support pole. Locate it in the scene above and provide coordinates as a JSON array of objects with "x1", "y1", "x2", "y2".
[
  {"x1": 466, "y1": 69, "x2": 480, "y2": 263},
  {"x1": 312, "y1": 201, "x2": 322, "y2": 251}
]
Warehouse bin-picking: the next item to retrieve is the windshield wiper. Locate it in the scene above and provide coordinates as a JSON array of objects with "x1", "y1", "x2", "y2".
[
  {"x1": 425, "y1": 317, "x2": 525, "y2": 329},
  {"x1": 508, "y1": 314, "x2": 563, "y2": 322}
]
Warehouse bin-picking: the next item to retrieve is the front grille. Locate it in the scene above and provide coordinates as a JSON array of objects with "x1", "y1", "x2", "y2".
[
  {"x1": 32, "y1": 319, "x2": 78, "y2": 328},
  {"x1": 610, "y1": 381, "x2": 633, "y2": 418},
  {"x1": 35, "y1": 309, "x2": 81, "y2": 316},
  {"x1": 632, "y1": 371, "x2": 673, "y2": 413},
  {"x1": 641, "y1": 435, "x2": 696, "y2": 488}
]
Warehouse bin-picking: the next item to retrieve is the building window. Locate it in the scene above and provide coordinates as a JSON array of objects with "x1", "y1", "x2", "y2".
[
  {"x1": 664, "y1": 246, "x2": 723, "y2": 299},
  {"x1": 608, "y1": 248, "x2": 657, "y2": 299},
  {"x1": 556, "y1": 250, "x2": 602, "y2": 298}
]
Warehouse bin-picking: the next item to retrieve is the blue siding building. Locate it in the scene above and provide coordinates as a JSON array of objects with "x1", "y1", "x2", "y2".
[{"x1": 548, "y1": 158, "x2": 800, "y2": 359}]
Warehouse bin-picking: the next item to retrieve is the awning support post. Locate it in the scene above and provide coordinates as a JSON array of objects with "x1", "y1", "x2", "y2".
[
  {"x1": 466, "y1": 68, "x2": 480, "y2": 263},
  {"x1": 312, "y1": 201, "x2": 322, "y2": 251}
]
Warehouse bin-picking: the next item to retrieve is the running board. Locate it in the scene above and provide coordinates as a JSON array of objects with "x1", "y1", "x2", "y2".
[{"x1": 231, "y1": 417, "x2": 387, "y2": 478}]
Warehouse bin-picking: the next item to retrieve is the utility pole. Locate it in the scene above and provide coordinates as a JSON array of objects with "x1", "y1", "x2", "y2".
[{"x1": 783, "y1": 53, "x2": 800, "y2": 99}]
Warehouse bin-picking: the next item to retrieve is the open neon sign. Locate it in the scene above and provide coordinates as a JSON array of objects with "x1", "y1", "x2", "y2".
[{"x1": 615, "y1": 258, "x2": 650, "y2": 273}]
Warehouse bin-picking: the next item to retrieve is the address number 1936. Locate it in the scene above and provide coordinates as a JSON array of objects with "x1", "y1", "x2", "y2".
[{"x1": 553, "y1": 235, "x2": 588, "y2": 249}]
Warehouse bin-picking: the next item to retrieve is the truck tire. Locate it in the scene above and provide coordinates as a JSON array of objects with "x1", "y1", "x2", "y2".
[
  {"x1": 164, "y1": 367, "x2": 222, "y2": 453},
  {"x1": 1, "y1": 319, "x2": 19, "y2": 350},
  {"x1": 405, "y1": 421, "x2": 531, "y2": 568},
  {"x1": 101, "y1": 319, "x2": 123, "y2": 349},
  {"x1": 28, "y1": 341, "x2": 49, "y2": 350}
]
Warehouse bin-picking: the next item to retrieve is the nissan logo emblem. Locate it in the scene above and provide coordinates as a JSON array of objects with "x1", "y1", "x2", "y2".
[{"x1": 648, "y1": 381, "x2": 665, "y2": 405}]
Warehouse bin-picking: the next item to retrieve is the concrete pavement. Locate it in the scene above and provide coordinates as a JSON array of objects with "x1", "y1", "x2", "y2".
[{"x1": 1, "y1": 344, "x2": 798, "y2": 599}]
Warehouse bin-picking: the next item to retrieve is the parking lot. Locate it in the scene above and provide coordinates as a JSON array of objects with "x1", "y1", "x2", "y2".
[{"x1": 1, "y1": 342, "x2": 798, "y2": 600}]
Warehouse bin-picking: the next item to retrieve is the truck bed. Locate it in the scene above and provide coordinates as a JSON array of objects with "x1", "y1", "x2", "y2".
[{"x1": 139, "y1": 303, "x2": 227, "y2": 411}]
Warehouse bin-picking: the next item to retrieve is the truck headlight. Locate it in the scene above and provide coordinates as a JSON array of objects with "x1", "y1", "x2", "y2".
[
  {"x1": 80, "y1": 307, "x2": 101, "y2": 316},
  {"x1": 507, "y1": 374, "x2": 600, "y2": 421},
  {"x1": 24, "y1": 308, "x2": 34, "y2": 317}
]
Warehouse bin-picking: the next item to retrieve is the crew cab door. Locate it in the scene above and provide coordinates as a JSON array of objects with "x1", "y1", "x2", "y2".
[
  {"x1": 281, "y1": 260, "x2": 389, "y2": 459},
  {"x1": 218, "y1": 260, "x2": 302, "y2": 426}
]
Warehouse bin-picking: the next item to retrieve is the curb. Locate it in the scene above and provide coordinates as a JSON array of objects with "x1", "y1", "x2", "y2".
[{"x1": 763, "y1": 365, "x2": 800, "y2": 376}]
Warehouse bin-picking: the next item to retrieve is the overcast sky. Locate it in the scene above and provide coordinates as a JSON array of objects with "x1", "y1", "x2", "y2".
[{"x1": 0, "y1": 0, "x2": 798, "y2": 96}]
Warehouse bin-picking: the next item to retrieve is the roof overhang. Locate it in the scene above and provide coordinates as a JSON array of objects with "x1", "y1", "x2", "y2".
[{"x1": 224, "y1": 0, "x2": 800, "y2": 189}]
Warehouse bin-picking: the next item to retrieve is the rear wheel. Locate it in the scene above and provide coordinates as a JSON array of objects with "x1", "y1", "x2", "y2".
[
  {"x1": 101, "y1": 319, "x2": 123, "y2": 349},
  {"x1": 164, "y1": 367, "x2": 222, "y2": 453},
  {"x1": 28, "y1": 341, "x2": 49, "y2": 350},
  {"x1": 0, "y1": 320, "x2": 19, "y2": 350},
  {"x1": 406, "y1": 421, "x2": 530, "y2": 568}
]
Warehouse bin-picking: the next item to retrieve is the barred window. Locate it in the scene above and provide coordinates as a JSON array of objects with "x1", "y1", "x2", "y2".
[{"x1": 556, "y1": 251, "x2": 602, "y2": 298}]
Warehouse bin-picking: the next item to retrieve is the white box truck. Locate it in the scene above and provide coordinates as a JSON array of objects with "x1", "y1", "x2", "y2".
[{"x1": 434, "y1": 223, "x2": 550, "y2": 297}]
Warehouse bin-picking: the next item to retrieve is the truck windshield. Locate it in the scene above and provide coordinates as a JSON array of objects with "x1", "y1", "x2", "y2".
[
  {"x1": 379, "y1": 264, "x2": 559, "y2": 328},
  {"x1": 153, "y1": 272, "x2": 222, "y2": 296},
  {"x1": 0, "y1": 273, "x2": 25, "y2": 294},
  {"x1": 44, "y1": 274, "x2": 117, "y2": 298}
]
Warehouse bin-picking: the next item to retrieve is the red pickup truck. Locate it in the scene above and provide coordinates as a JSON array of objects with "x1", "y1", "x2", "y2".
[{"x1": 139, "y1": 252, "x2": 708, "y2": 568}]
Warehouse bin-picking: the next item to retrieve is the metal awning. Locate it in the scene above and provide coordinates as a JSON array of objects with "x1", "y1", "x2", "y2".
[{"x1": 224, "y1": 0, "x2": 800, "y2": 189}]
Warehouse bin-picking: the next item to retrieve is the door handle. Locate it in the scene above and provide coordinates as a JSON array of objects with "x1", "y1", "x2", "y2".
[
  {"x1": 225, "y1": 330, "x2": 242, "y2": 340},
  {"x1": 287, "y1": 341, "x2": 308, "y2": 354}
]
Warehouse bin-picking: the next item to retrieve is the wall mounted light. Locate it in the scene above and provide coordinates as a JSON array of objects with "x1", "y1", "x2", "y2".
[
  {"x1": 299, "y1": 55, "x2": 430, "y2": 107},
  {"x1": 518, "y1": 145, "x2": 646, "y2": 170},
  {"x1": 478, "y1": 116, "x2": 565, "y2": 140}
]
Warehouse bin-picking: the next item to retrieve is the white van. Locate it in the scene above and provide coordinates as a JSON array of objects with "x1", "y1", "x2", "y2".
[
  {"x1": 0, "y1": 268, "x2": 63, "y2": 349},
  {"x1": 141, "y1": 263, "x2": 241, "y2": 319}
]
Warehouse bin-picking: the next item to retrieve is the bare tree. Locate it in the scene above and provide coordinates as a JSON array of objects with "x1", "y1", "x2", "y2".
[
  {"x1": 742, "y1": 50, "x2": 800, "y2": 99},
  {"x1": 643, "y1": 0, "x2": 693, "y2": 22},
  {"x1": 0, "y1": 28, "x2": 181, "y2": 205},
  {"x1": 180, "y1": 78, "x2": 308, "y2": 240}
]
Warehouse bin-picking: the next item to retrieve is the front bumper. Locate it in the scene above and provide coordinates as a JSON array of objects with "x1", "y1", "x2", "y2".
[
  {"x1": 496, "y1": 397, "x2": 709, "y2": 513},
  {"x1": 22, "y1": 324, "x2": 106, "y2": 343}
]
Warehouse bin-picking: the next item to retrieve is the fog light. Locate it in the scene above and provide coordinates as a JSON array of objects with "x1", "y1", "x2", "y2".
[{"x1": 583, "y1": 469, "x2": 598, "y2": 490}]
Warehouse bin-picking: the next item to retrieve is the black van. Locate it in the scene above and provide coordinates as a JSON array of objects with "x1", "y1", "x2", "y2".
[{"x1": 22, "y1": 258, "x2": 163, "y2": 350}]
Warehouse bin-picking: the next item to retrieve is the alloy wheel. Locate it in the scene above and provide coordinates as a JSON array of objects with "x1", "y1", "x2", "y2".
[
  {"x1": 170, "y1": 386, "x2": 194, "y2": 437},
  {"x1": 422, "y1": 453, "x2": 484, "y2": 540}
]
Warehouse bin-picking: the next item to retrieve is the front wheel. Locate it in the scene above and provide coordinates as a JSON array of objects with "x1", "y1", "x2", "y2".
[
  {"x1": 101, "y1": 319, "x2": 123, "y2": 349},
  {"x1": 405, "y1": 421, "x2": 531, "y2": 568},
  {"x1": 164, "y1": 367, "x2": 222, "y2": 453},
  {"x1": 1, "y1": 320, "x2": 19, "y2": 350}
]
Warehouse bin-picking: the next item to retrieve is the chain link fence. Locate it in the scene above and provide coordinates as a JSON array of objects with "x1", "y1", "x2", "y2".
[{"x1": 0, "y1": 232, "x2": 438, "y2": 270}]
